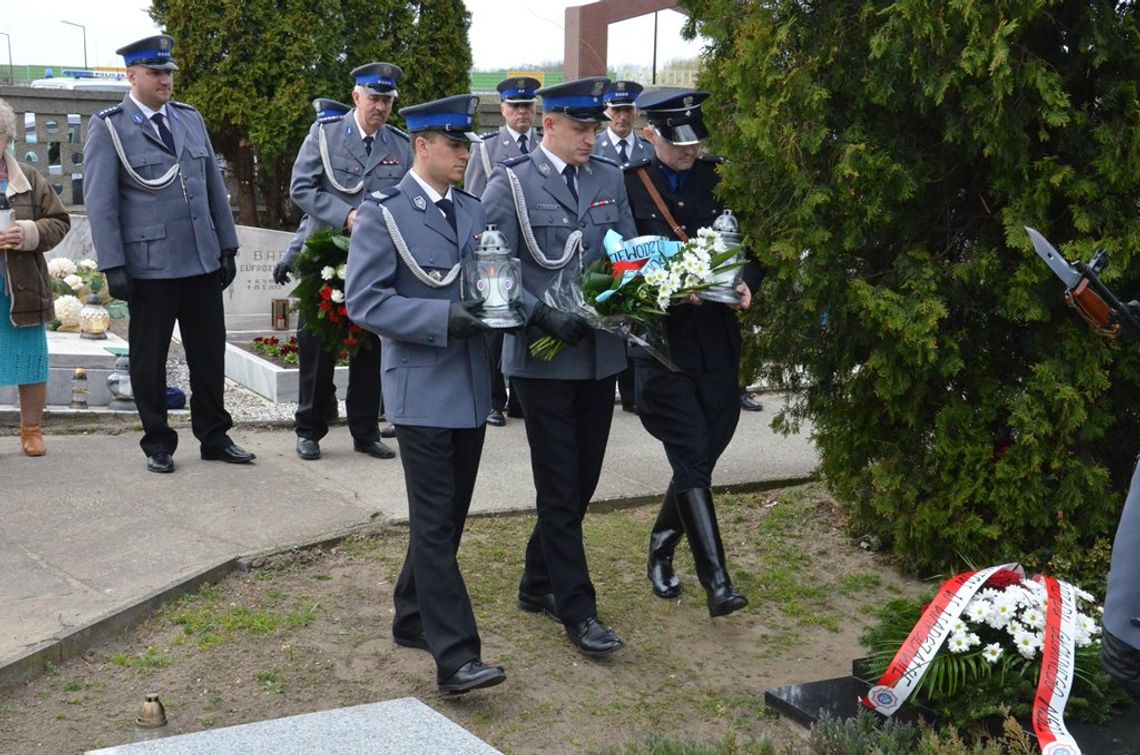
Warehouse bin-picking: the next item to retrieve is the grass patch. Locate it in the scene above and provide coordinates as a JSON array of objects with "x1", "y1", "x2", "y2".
[
  {"x1": 108, "y1": 646, "x2": 171, "y2": 675},
  {"x1": 161, "y1": 584, "x2": 321, "y2": 650}
]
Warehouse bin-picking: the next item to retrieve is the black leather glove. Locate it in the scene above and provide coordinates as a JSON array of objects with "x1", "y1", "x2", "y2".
[
  {"x1": 273, "y1": 260, "x2": 292, "y2": 286},
  {"x1": 104, "y1": 266, "x2": 133, "y2": 302},
  {"x1": 448, "y1": 301, "x2": 491, "y2": 340},
  {"x1": 532, "y1": 301, "x2": 590, "y2": 346},
  {"x1": 219, "y1": 249, "x2": 238, "y2": 290}
]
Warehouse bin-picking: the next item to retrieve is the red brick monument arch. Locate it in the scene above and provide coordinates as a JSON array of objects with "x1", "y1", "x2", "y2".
[{"x1": 565, "y1": 0, "x2": 684, "y2": 78}]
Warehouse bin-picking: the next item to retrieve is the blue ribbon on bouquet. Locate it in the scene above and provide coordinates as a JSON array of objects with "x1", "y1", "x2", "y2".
[{"x1": 595, "y1": 230, "x2": 683, "y2": 303}]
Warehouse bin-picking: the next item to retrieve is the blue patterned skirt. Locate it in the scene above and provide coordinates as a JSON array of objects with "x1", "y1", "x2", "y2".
[{"x1": 0, "y1": 284, "x2": 50, "y2": 386}]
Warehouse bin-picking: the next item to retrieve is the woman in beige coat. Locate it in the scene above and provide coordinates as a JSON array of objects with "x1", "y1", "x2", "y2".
[{"x1": 0, "y1": 98, "x2": 72, "y2": 455}]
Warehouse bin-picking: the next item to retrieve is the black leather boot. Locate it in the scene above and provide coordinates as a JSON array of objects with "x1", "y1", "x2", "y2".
[
  {"x1": 674, "y1": 488, "x2": 748, "y2": 617},
  {"x1": 647, "y1": 483, "x2": 684, "y2": 598}
]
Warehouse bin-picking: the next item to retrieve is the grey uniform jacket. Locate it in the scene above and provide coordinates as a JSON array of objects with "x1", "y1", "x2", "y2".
[
  {"x1": 345, "y1": 172, "x2": 491, "y2": 429},
  {"x1": 482, "y1": 149, "x2": 637, "y2": 381},
  {"x1": 463, "y1": 126, "x2": 538, "y2": 197},
  {"x1": 289, "y1": 109, "x2": 411, "y2": 240},
  {"x1": 593, "y1": 133, "x2": 654, "y2": 165},
  {"x1": 84, "y1": 97, "x2": 239, "y2": 279},
  {"x1": 1105, "y1": 460, "x2": 1140, "y2": 648}
]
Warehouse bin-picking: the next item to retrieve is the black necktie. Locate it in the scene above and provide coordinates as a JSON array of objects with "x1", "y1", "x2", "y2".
[
  {"x1": 363, "y1": 135, "x2": 374, "y2": 156},
  {"x1": 152, "y1": 112, "x2": 175, "y2": 154},
  {"x1": 562, "y1": 165, "x2": 578, "y2": 202},
  {"x1": 518, "y1": 134, "x2": 528, "y2": 154},
  {"x1": 436, "y1": 197, "x2": 457, "y2": 232},
  {"x1": 617, "y1": 140, "x2": 628, "y2": 164}
]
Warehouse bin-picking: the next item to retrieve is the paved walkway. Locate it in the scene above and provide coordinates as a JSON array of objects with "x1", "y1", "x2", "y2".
[{"x1": 0, "y1": 396, "x2": 817, "y2": 680}]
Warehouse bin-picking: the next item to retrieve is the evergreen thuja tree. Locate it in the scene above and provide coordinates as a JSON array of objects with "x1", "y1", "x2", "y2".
[
  {"x1": 682, "y1": 0, "x2": 1140, "y2": 574},
  {"x1": 403, "y1": 0, "x2": 473, "y2": 108}
]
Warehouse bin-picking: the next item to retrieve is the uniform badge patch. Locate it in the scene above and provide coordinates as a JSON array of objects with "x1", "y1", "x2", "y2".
[
  {"x1": 583, "y1": 163, "x2": 594, "y2": 175},
  {"x1": 413, "y1": 195, "x2": 427, "y2": 211},
  {"x1": 537, "y1": 162, "x2": 552, "y2": 177}
]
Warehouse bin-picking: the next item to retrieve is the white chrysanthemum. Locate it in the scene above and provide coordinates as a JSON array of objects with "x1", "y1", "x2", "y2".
[
  {"x1": 1013, "y1": 630, "x2": 1039, "y2": 659},
  {"x1": 697, "y1": 227, "x2": 716, "y2": 240},
  {"x1": 656, "y1": 292, "x2": 671, "y2": 310},
  {"x1": 1006, "y1": 620, "x2": 1027, "y2": 638},
  {"x1": 330, "y1": 289, "x2": 345, "y2": 303},
  {"x1": 1005, "y1": 585, "x2": 1034, "y2": 607},
  {"x1": 54, "y1": 294, "x2": 83, "y2": 324},
  {"x1": 987, "y1": 595, "x2": 1019, "y2": 628},
  {"x1": 320, "y1": 266, "x2": 336, "y2": 280},
  {"x1": 950, "y1": 618, "x2": 968, "y2": 635},
  {"x1": 978, "y1": 588, "x2": 1002, "y2": 602},
  {"x1": 712, "y1": 235, "x2": 729, "y2": 254},
  {"x1": 1075, "y1": 628, "x2": 1093, "y2": 648},
  {"x1": 78, "y1": 258, "x2": 99, "y2": 271},
  {"x1": 644, "y1": 268, "x2": 668, "y2": 287},
  {"x1": 947, "y1": 633, "x2": 970, "y2": 653},
  {"x1": 1020, "y1": 607, "x2": 1046, "y2": 630},
  {"x1": 1078, "y1": 614, "x2": 1099, "y2": 637},
  {"x1": 336, "y1": 263, "x2": 348, "y2": 280},
  {"x1": 965, "y1": 599, "x2": 992, "y2": 624},
  {"x1": 965, "y1": 632, "x2": 982, "y2": 648},
  {"x1": 982, "y1": 643, "x2": 1003, "y2": 664},
  {"x1": 48, "y1": 257, "x2": 77, "y2": 277},
  {"x1": 64, "y1": 274, "x2": 84, "y2": 291},
  {"x1": 1075, "y1": 587, "x2": 1095, "y2": 603}
]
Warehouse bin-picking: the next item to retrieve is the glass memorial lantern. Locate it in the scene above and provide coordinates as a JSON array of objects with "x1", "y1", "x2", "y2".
[
  {"x1": 464, "y1": 224, "x2": 525, "y2": 328},
  {"x1": 699, "y1": 209, "x2": 745, "y2": 305}
]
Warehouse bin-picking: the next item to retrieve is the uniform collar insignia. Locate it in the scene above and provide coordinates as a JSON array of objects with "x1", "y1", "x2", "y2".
[
  {"x1": 132, "y1": 113, "x2": 144, "y2": 124},
  {"x1": 537, "y1": 161, "x2": 552, "y2": 177},
  {"x1": 583, "y1": 162, "x2": 593, "y2": 176},
  {"x1": 413, "y1": 195, "x2": 427, "y2": 211}
]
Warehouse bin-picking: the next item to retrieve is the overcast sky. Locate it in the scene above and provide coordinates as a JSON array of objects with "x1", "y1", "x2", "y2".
[{"x1": 4, "y1": 1, "x2": 704, "y2": 72}]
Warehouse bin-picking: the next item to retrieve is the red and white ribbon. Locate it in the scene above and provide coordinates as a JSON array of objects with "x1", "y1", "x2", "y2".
[
  {"x1": 1032, "y1": 575, "x2": 1081, "y2": 755},
  {"x1": 861, "y1": 562, "x2": 1021, "y2": 716}
]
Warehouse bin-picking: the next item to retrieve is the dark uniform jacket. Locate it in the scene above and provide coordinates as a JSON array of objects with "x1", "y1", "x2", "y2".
[{"x1": 623, "y1": 156, "x2": 760, "y2": 371}]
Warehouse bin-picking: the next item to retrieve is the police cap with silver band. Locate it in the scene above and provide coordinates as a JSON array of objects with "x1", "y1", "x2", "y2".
[
  {"x1": 351, "y1": 62, "x2": 403, "y2": 96},
  {"x1": 312, "y1": 98, "x2": 351, "y2": 121},
  {"x1": 636, "y1": 88, "x2": 710, "y2": 146},
  {"x1": 497, "y1": 76, "x2": 541, "y2": 104},
  {"x1": 399, "y1": 94, "x2": 483, "y2": 144},
  {"x1": 116, "y1": 35, "x2": 178, "y2": 71},
  {"x1": 538, "y1": 76, "x2": 611, "y2": 123},
  {"x1": 603, "y1": 80, "x2": 644, "y2": 109}
]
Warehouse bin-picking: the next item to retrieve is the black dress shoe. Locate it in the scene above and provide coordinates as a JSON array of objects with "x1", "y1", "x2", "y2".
[
  {"x1": 296, "y1": 438, "x2": 321, "y2": 460},
  {"x1": 565, "y1": 617, "x2": 624, "y2": 656},
  {"x1": 505, "y1": 405, "x2": 524, "y2": 419},
  {"x1": 354, "y1": 439, "x2": 396, "y2": 459},
  {"x1": 146, "y1": 453, "x2": 175, "y2": 474},
  {"x1": 438, "y1": 660, "x2": 506, "y2": 695},
  {"x1": 200, "y1": 444, "x2": 256, "y2": 464},
  {"x1": 380, "y1": 424, "x2": 397, "y2": 439},
  {"x1": 740, "y1": 392, "x2": 764, "y2": 412},
  {"x1": 393, "y1": 631, "x2": 429, "y2": 652},
  {"x1": 486, "y1": 409, "x2": 506, "y2": 427},
  {"x1": 517, "y1": 591, "x2": 559, "y2": 622},
  {"x1": 621, "y1": 402, "x2": 639, "y2": 414}
]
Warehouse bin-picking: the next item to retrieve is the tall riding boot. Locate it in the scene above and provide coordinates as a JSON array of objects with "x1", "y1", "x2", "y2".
[
  {"x1": 647, "y1": 483, "x2": 684, "y2": 598},
  {"x1": 674, "y1": 488, "x2": 748, "y2": 617}
]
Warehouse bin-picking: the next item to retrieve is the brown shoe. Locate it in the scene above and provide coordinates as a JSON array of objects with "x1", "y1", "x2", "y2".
[{"x1": 20, "y1": 424, "x2": 46, "y2": 457}]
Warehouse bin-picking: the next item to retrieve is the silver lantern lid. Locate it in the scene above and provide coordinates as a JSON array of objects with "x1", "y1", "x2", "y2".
[
  {"x1": 711, "y1": 210, "x2": 741, "y2": 245},
  {"x1": 477, "y1": 224, "x2": 510, "y2": 256}
]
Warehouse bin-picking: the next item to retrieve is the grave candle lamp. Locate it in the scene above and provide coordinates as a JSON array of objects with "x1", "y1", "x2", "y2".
[
  {"x1": 463, "y1": 224, "x2": 525, "y2": 328},
  {"x1": 698, "y1": 209, "x2": 746, "y2": 305}
]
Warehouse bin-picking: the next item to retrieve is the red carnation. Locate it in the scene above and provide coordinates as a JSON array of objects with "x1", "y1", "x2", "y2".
[
  {"x1": 350, "y1": 324, "x2": 363, "y2": 334},
  {"x1": 337, "y1": 305, "x2": 348, "y2": 316},
  {"x1": 319, "y1": 301, "x2": 332, "y2": 313},
  {"x1": 343, "y1": 336, "x2": 359, "y2": 347},
  {"x1": 319, "y1": 286, "x2": 334, "y2": 301},
  {"x1": 984, "y1": 569, "x2": 1023, "y2": 591}
]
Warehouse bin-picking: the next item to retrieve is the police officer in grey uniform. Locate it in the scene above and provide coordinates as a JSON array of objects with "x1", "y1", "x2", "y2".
[
  {"x1": 483, "y1": 77, "x2": 638, "y2": 656},
  {"x1": 593, "y1": 80, "x2": 654, "y2": 414},
  {"x1": 464, "y1": 76, "x2": 542, "y2": 425},
  {"x1": 345, "y1": 93, "x2": 506, "y2": 695},
  {"x1": 1103, "y1": 461, "x2": 1140, "y2": 702},
  {"x1": 288, "y1": 63, "x2": 413, "y2": 461},
  {"x1": 84, "y1": 35, "x2": 255, "y2": 474}
]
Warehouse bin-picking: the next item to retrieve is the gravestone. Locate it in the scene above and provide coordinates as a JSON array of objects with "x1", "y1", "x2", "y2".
[{"x1": 85, "y1": 698, "x2": 503, "y2": 755}]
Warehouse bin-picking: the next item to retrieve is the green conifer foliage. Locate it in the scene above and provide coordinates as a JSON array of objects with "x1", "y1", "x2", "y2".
[{"x1": 682, "y1": 0, "x2": 1140, "y2": 572}]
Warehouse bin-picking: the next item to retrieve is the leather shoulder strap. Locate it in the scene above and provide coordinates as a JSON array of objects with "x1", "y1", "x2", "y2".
[{"x1": 634, "y1": 166, "x2": 688, "y2": 242}]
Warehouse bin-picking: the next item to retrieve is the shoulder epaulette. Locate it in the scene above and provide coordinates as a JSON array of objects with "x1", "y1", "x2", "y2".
[
  {"x1": 453, "y1": 186, "x2": 478, "y2": 201},
  {"x1": 96, "y1": 104, "x2": 123, "y2": 119},
  {"x1": 590, "y1": 154, "x2": 618, "y2": 167},
  {"x1": 502, "y1": 154, "x2": 529, "y2": 167},
  {"x1": 621, "y1": 157, "x2": 652, "y2": 172},
  {"x1": 480, "y1": 130, "x2": 498, "y2": 139},
  {"x1": 387, "y1": 125, "x2": 410, "y2": 141},
  {"x1": 170, "y1": 100, "x2": 198, "y2": 112},
  {"x1": 316, "y1": 113, "x2": 344, "y2": 124},
  {"x1": 367, "y1": 187, "x2": 400, "y2": 203},
  {"x1": 699, "y1": 155, "x2": 727, "y2": 164},
  {"x1": 636, "y1": 135, "x2": 653, "y2": 145}
]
